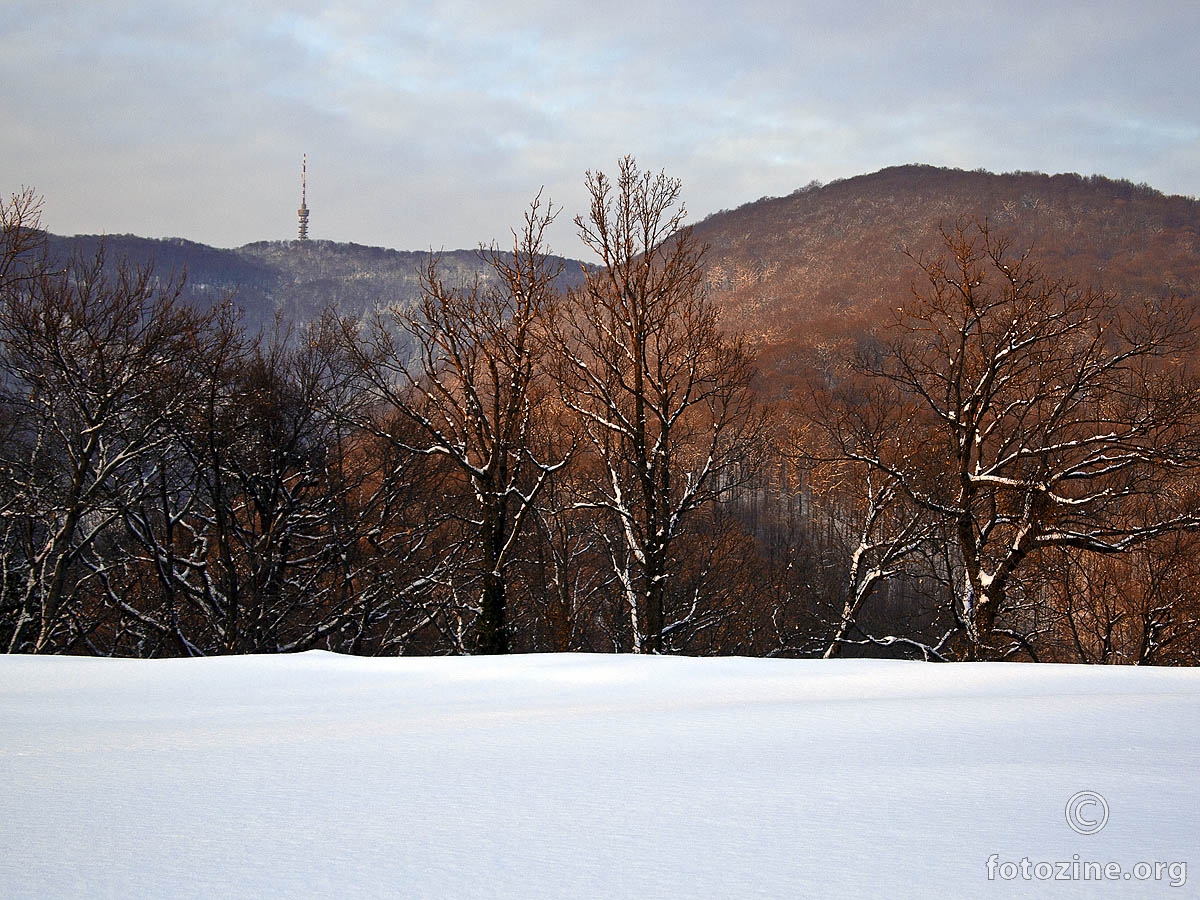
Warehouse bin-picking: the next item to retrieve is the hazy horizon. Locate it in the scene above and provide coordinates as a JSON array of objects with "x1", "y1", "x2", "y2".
[{"x1": 5, "y1": 1, "x2": 1199, "y2": 253}]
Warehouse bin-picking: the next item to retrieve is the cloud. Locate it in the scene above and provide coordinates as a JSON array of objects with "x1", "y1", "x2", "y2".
[{"x1": 3, "y1": 0, "x2": 1198, "y2": 251}]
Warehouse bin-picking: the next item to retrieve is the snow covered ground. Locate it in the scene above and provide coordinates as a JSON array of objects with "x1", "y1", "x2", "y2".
[{"x1": 2, "y1": 651, "x2": 1196, "y2": 898}]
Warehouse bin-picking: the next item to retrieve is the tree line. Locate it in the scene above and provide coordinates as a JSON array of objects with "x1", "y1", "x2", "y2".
[{"x1": 3, "y1": 160, "x2": 1199, "y2": 662}]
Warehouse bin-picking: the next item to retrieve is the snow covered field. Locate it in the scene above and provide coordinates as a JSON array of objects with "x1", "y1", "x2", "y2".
[{"x1": 2, "y1": 652, "x2": 1196, "y2": 898}]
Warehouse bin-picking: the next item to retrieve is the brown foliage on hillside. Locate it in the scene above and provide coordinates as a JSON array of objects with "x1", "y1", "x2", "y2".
[{"x1": 695, "y1": 165, "x2": 1200, "y2": 391}]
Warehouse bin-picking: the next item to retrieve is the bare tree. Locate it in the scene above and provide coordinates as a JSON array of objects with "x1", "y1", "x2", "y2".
[
  {"x1": 551, "y1": 158, "x2": 762, "y2": 653},
  {"x1": 349, "y1": 195, "x2": 568, "y2": 654},
  {"x1": 791, "y1": 375, "x2": 950, "y2": 659},
  {"x1": 1037, "y1": 513, "x2": 1200, "y2": 665},
  {"x1": 0, "y1": 249, "x2": 202, "y2": 652},
  {"x1": 111, "y1": 310, "x2": 377, "y2": 655},
  {"x1": 0, "y1": 188, "x2": 46, "y2": 295},
  {"x1": 857, "y1": 219, "x2": 1200, "y2": 659}
]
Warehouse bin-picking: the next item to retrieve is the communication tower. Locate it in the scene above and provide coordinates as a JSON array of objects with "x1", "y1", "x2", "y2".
[{"x1": 298, "y1": 154, "x2": 310, "y2": 241}]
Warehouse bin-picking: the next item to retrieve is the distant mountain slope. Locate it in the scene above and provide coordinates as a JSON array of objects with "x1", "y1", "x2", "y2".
[
  {"x1": 44, "y1": 234, "x2": 589, "y2": 334},
  {"x1": 43, "y1": 165, "x2": 1200, "y2": 378},
  {"x1": 693, "y1": 165, "x2": 1200, "y2": 379}
]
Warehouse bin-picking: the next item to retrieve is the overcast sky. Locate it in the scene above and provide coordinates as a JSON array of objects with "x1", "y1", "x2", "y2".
[{"x1": 4, "y1": 1, "x2": 1198, "y2": 252}]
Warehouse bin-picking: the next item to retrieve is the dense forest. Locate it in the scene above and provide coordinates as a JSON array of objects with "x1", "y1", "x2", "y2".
[{"x1": 3, "y1": 161, "x2": 1199, "y2": 662}]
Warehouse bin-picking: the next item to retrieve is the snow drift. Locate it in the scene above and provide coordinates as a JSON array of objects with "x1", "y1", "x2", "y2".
[{"x1": 2, "y1": 652, "x2": 1196, "y2": 897}]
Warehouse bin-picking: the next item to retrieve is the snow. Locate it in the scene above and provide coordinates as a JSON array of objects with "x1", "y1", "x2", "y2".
[{"x1": 2, "y1": 652, "x2": 1196, "y2": 898}]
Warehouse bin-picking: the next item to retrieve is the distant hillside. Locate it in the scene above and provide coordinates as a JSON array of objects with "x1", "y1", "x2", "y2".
[
  {"x1": 693, "y1": 165, "x2": 1200, "y2": 386},
  {"x1": 44, "y1": 166, "x2": 1200, "y2": 381},
  {"x1": 43, "y1": 234, "x2": 589, "y2": 334}
]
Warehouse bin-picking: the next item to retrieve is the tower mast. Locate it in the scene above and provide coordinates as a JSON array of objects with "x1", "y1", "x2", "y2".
[{"x1": 297, "y1": 154, "x2": 310, "y2": 241}]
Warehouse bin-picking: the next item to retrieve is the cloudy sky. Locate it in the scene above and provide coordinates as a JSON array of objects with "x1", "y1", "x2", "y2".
[{"x1": 4, "y1": 1, "x2": 1198, "y2": 252}]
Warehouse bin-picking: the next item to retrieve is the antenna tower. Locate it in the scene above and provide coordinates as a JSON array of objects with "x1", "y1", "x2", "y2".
[{"x1": 297, "y1": 154, "x2": 310, "y2": 241}]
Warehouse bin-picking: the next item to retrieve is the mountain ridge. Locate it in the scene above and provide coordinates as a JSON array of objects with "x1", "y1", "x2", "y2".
[
  {"x1": 689, "y1": 165, "x2": 1200, "y2": 385},
  {"x1": 42, "y1": 232, "x2": 589, "y2": 333},
  {"x1": 40, "y1": 165, "x2": 1200, "y2": 362}
]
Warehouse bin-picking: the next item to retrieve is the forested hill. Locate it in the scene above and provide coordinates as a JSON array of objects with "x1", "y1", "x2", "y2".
[
  {"x1": 42, "y1": 233, "x2": 588, "y2": 333},
  {"x1": 693, "y1": 165, "x2": 1200, "y2": 378},
  {"x1": 44, "y1": 165, "x2": 1200, "y2": 357},
  {"x1": 10, "y1": 163, "x2": 1200, "y2": 663}
]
